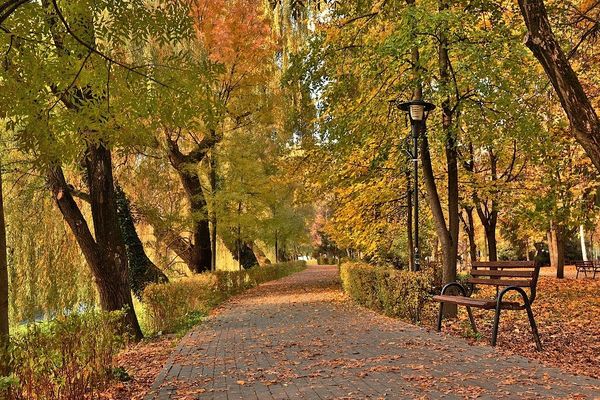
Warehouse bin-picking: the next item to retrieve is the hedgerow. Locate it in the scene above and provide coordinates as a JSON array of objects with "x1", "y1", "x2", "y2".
[
  {"x1": 142, "y1": 261, "x2": 306, "y2": 333},
  {"x1": 340, "y1": 262, "x2": 433, "y2": 322}
]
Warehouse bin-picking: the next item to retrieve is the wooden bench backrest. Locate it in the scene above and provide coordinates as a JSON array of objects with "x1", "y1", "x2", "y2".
[
  {"x1": 469, "y1": 261, "x2": 540, "y2": 291},
  {"x1": 574, "y1": 260, "x2": 594, "y2": 267}
]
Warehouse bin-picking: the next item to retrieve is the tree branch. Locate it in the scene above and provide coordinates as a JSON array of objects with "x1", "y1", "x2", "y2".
[{"x1": 49, "y1": 0, "x2": 176, "y2": 90}]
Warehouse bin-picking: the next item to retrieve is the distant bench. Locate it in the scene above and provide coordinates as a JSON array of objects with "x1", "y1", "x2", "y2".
[
  {"x1": 573, "y1": 261, "x2": 600, "y2": 279},
  {"x1": 433, "y1": 261, "x2": 542, "y2": 351}
]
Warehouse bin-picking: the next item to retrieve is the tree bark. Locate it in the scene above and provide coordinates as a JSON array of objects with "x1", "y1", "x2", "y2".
[
  {"x1": 477, "y1": 206, "x2": 498, "y2": 262},
  {"x1": 548, "y1": 222, "x2": 565, "y2": 278},
  {"x1": 0, "y1": 164, "x2": 9, "y2": 374},
  {"x1": 474, "y1": 150, "x2": 499, "y2": 262},
  {"x1": 166, "y1": 135, "x2": 215, "y2": 273},
  {"x1": 421, "y1": 133, "x2": 457, "y2": 315},
  {"x1": 461, "y1": 206, "x2": 477, "y2": 264},
  {"x1": 275, "y1": 230, "x2": 279, "y2": 263},
  {"x1": 518, "y1": 0, "x2": 600, "y2": 172},
  {"x1": 48, "y1": 147, "x2": 143, "y2": 340},
  {"x1": 221, "y1": 236, "x2": 259, "y2": 269},
  {"x1": 580, "y1": 225, "x2": 588, "y2": 261},
  {"x1": 115, "y1": 185, "x2": 168, "y2": 298},
  {"x1": 249, "y1": 242, "x2": 271, "y2": 266},
  {"x1": 484, "y1": 222, "x2": 498, "y2": 261},
  {"x1": 209, "y1": 151, "x2": 218, "y2": 271}
]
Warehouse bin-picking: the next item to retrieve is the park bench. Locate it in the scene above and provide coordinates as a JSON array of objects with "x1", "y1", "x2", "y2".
[
  {"x1": 574, "y1": 260, "x2": 599, "y2": 279},
  {"x1": 433, "y1": 261, "x2": 542, "y2": 351}
]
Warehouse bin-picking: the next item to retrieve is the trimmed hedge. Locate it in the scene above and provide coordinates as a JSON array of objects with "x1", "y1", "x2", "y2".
[
  {"x1": 142, "y1": 261, "x2": 306, "y2": 333},
  {"x1": 340, "y1": 262, "x2": 433, "y2": 322}
]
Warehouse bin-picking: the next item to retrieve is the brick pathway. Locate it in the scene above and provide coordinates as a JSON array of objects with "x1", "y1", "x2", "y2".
[{"x1": 145, "y1": 265, "x2": 600, "y2": 399}]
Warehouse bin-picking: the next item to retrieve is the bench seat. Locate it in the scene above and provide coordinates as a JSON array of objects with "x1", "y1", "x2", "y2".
[{"x1": 432, "y1": 295, "x2": 521, "y2": 310}]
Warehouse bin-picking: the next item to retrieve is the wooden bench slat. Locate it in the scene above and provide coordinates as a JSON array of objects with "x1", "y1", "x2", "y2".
[
  {"x1": 466, "y1": 278, "x2": 532, "y2": 287},
  {"x1": 472, "y1": 261, "x2": 535, "y2": 269},
  {"x1": 433, "y1": 295, "x2": 521, "y2": 310},
  {"x1": 471, "y1": 270, "x2": 534, "y2": 278},
  {"x1": 433, "y1": 295, "x2": 495, "y2": 309}
]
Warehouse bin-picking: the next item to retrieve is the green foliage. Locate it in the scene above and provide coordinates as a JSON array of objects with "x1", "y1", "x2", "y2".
[
  {"x1": 340, "y1": 262, "x2": 433, "y2": 322},
  {"x1": 115, "y1": 184, "x2": 168, "y2": 298},
  {"x1": 4, "y1": 310, "x2": 124, "y2": 400},
  {"x1": 111, "y1": 366, "x2": 131, "y2": 383},
  {"x1": 142, "y1": 261, "x2": 306, "y2": 334},
  {"x1": 6, "y1": 183, "x2": 96, "y2": 326}
]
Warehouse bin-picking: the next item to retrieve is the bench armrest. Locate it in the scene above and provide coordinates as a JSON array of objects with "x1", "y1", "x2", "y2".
[
  {"x1": 440, "y1": 281, "x2": 469, "y2": 297},
  {"x1": 497, "y1": 285, "x2": 532, "y2": 308}
]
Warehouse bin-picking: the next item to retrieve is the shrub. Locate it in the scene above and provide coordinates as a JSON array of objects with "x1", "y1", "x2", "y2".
[
  {"x1": 142, "y1": 261, "x2": 306, "y2": 334},
  {"x1": 142, "y1": 273, "x2": 219, "y2": 334},
  {"x1": 4, "y1": 310, "x2": 124, "y2": 400},
  {"x1": 340, "y1": 262, "x2": 433, "y2": 322}
]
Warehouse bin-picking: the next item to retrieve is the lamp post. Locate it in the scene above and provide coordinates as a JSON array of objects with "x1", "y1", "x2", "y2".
[{"x1": 397, "y1": 100, "x2": 435, "y2": 271}]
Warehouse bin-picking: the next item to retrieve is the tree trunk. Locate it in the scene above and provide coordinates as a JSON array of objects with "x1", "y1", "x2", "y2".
[
  {"x1": 483, "y1": 221, "x2": 498, "y2": 262},
  {"x1": 0, "y1": 164, "x2": 9, "y2": 374},
  {"x1": 249, "y1": 242, "x2": 271, "y2": 266},
  {"x1": 580, "y1": 225, "x2": 588, "y2": 261},
  {"x1": 48, "y1": 147, "x2": 143, "y2": 340},
  {"x1": 237, "y1": 202, "x2": 242, "y2": 271},
  {"x1": 221, "y1": 236, "x2": 259, "y2": 269},
  {"x1": 166, "y1": 136, "x2": 214, "y2": 273},
  {"x1": 115, "y1": 185, "x2": 168, "y2": 298},
  {"x1": 209, "y1": 151, "x2": 218, "y2": 271},
  {"x1": 518, "y1": 0, "x2": 600, "y2": 172},
  {"x1": 421, "y1": 134, "x2": 457, "y2": 316},
  {"x1": 275, "y1": 230, "x2": 279, "y2": 263},
  {"x1": 40, "y1": 1, "x2": 142, "y2": 339},
  {"x1": 461, "y1": 207, "x2": 477, "y2": 264},
  {"x1": 474, "y1": 151, "x2": 499, "y2": 262},
  {"x1": 405, "y1": 0, "x2": 458, "y2": 294},
  {"x1": 85, "y1": 146, "x2": 143, "y2": 339},
  {"x1": 438, "y1": 0, "x2": 459, "y2": 316},
  {"x1": 415, "y1": 0, "x2": 460, "y2": 316},
  {"x1": 548, "y1": 222, "x2": 565, "y2": 278}
]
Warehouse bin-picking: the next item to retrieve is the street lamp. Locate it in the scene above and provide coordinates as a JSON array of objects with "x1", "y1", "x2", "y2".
[{"x1": 397, "y1": 99, "x2": 435, "y2": 272}]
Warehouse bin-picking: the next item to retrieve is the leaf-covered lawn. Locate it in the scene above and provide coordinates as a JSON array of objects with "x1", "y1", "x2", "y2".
[
  {"x1": 99, "y1": 335, "x2": 178, "y2": 400},
  {"x1": 428, "y1": 277, "x2": 600, "y2": 378}
]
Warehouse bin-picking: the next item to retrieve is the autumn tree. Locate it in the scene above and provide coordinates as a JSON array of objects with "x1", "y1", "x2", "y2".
[
  {"x1": 518, "y1": 0, "x2": 600, "y2": 171},
  {"x1": 136, "y1": 0, "x2": 280, "y2": 273},
  {"x1": 0, "y1": 0, "x2": 195, "y2": 338}
]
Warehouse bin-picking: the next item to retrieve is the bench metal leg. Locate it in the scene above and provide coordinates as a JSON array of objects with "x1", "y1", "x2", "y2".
[
  {"x1": 466, "y1": 306, "x2": 477, "y2": 333},
  {"x1": 437, "y1": 302, "x2": 444, "y2": 332},
  {"x1": 525, "y1": 303, "x2": 543, "y2": 351},
  {"x1": 491, "y1": 306, "x2": 501, "y2": 346},
  {"x1": 576, "y1": 268, "x2": 579, "y2": 279}
]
